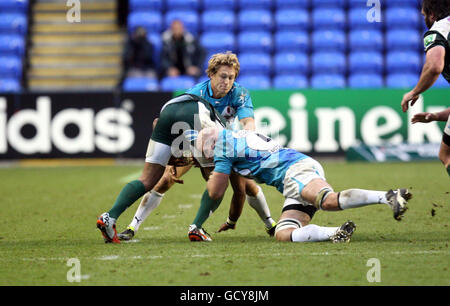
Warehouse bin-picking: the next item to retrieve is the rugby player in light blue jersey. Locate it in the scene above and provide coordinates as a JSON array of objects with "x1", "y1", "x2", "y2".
[
  {"x1": 196, "y1": 127, "x2": 414, "y2": 243},
  {"x1": 117, "y1": 52, "x2": 276, "y2": 242}
]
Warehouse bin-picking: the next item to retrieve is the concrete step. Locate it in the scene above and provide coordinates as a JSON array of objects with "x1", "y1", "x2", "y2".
[
  {"x1": 30, "y1": 54, "x2": 121, "y2": 66},
  {"x1": 30, "y1": 44, "x2": 123, "y2": 56},
  {"x1": 31, "y1": 33, "x2": 124, "y2": 43},
  {"x1": 29, "y1": 66, "x2": 121, "y2": 78},
  {"x1": 33, "y1": 23, "x2": 120, "y2": 34}
]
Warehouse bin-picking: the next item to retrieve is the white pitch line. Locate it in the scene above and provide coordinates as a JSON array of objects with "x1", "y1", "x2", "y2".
[
  {"x1": 17, "y1": 250, "x2": 449, "y2": 262},
  {"x1": 119, "y1": 170, "x2": 142, "y2": 183}
]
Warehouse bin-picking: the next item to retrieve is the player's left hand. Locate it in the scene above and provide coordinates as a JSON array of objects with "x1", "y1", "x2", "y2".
[
  {"x1": 216, "y1": 222, "x2": 236, "y2": 233},
  {"x1": 401, "y1": 91, "x2": 420, "y2": 112},
  {"x1": 168, "y1": 166, "x2": 184, "y2": 184}
]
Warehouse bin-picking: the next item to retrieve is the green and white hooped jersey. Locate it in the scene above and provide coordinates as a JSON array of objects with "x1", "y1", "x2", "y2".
[{"x1": 424, "y1": 16, "x2": 450, "y2": 83}]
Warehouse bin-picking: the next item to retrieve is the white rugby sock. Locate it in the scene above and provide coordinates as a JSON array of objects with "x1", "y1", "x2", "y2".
[
  {"x1": 338, "y1": 189, "x2": 387, "y2": 210},
  {"x1": 247, "y1": 185, "x2": 275, "y2": 228},
  {"x1": 129, "y1": 190, "x2": 164, "y2": 231},
  {"x1": 291, "y1": 224, "x2": 339, "y2": 242}
]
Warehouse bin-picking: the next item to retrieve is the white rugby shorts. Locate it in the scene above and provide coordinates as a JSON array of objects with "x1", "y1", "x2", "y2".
[{"x1": 282, "y1": 157, "x2": 326, "y2": 208}]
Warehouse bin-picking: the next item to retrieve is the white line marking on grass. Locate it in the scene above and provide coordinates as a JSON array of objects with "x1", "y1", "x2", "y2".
[
  {"x1": 16, "y1": 250, "x2": 449, "y2": 263},
  {"x1": 143, "y1": 226, "x2": 160, "y2": 231},
  {"x1": 123, "y1": 239, "x2": 140, "y2": 243},
  {"x1": 178, "y1": 204, "x2": 192, "y2": 209},
  {"x1": 162, "y1": 215, "x2": 176, "y2": 219},
  {"x1": 189, "y1": 194, "x2": 202, "y2": 199},
  {"x1": 119, "y1": 170, "x2": 142, "y2": 183},
  {"x1": 97, "y1": 255, "x2": 119, "y2": 261}
]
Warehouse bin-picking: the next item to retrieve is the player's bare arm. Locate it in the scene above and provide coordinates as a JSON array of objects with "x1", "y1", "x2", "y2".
[
  {"x1": 401, "y1": 46, "x2": 446, "y2": 112},
  {"x1": 239, "y1": 117, "x2": 256, "y2": 131},
  {"x1": 412, "y1": 107, "x2": 450, "y2": 124}
]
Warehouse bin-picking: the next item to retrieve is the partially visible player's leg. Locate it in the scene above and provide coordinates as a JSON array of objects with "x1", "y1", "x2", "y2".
[
  {"x1": 301, "y1": 177, "x2": 412, "y2": 221},
  {"x1": 97, "y1": 162, "x2": 166, "y2": 243},
  {"x1": 274, "y1": 208, "x2": 354, "y2": 243},
  {"x1": 439, "y1": 117, "x2": 450, "y2": 175},
  {"x1": 244, "y1": 179, "x2": 277, "y2": 235},
  {"x1": 119, "y1": 164, "x2": 193, "y2": 240}
]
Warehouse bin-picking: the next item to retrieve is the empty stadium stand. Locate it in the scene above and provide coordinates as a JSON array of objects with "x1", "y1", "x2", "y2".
[
  {"x1": 27, "y1": 0, "x2": 125, "y2": 91},
  {"x1": 2, "y1": 0, "x2": 446, "y2": 92}
]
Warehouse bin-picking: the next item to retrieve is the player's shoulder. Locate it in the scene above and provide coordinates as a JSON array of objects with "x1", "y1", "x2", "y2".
[
  {"x1": 228, "y1": 82, "x2": 251, "y2": 102},
  {"x1": 186, "y1": 80, "x2": 209, "y2": 95},
  {"x1": 426, "y1": 16, "x2": 450, "y2": 40}
]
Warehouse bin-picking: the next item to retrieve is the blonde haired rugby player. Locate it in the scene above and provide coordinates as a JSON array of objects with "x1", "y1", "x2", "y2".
[
  {"x1": 115, "y1": 52, "x2": 277, "y2": 242},
  {"x1": 196, "y1": 127, "x2": 413, "y2": 243}
]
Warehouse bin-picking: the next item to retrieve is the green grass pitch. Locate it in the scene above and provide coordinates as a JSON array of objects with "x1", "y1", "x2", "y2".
[{"x1": 0, "y1": 161, "x2": 448, "y2": 286}]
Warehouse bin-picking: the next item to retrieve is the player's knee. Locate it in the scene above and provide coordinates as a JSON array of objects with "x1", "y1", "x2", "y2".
[
  {"x1": 314, "y1": 188, "x2": 339, "y2": 211},
  {"x1": 245, "y1": 181, "x2": 260, "y2": 197},
  {"x1": 274, "y1": 218, "x2": 302, "y2": 242},
  {"x1": 320, "y1": 193, "x2": 339, "y2": 211},
  {"x1": 208, "y1": 190, "x2": 222, "y2": 201}
]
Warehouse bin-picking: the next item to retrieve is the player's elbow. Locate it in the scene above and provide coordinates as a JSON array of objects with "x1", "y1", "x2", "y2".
[{"x1": 429, "y1": 61, "x2": 444, "y2": 75}]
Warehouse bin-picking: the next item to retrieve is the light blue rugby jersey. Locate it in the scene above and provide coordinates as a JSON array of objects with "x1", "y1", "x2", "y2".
[
  {"x1": 213, "y1": 130, "x2": 310, "y2": 193},
  {"x1": 185, "y1": 80, "x2": 254, "y2": 125}
]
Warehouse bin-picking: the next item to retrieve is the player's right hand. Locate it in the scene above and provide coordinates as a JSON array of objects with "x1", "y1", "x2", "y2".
[
  {"x1": 411, "y1": 112, "x2": 437, "y2": 124},
  {"x1": 216, "y1": 222, "x2": 236, "y2": 233}
]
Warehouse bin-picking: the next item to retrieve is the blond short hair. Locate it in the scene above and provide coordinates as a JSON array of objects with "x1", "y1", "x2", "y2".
[{"x1": 205, "y1": 51, "x2": 240, "y2": 78}]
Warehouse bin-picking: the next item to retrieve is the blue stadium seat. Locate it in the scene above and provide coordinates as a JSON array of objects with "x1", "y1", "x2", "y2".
[
  {"x1": 312, "y1": 30, "x2": 346, "y2": 52},
  {"x1": 202, "y1": 0, "x2": 236, "y2": 11},
  {"x1": 386, "y1": 29, "x2": 421, "y2": 50},
  {"x1": 274, "y1": 52, "x2": 309, "y2": 75},
  {"x1": 385, "y1": 0, "x2": 420, "y2": 8},
  {"x1": 0, "y1": 78, "x2": 20, "y2": 93},
  {"x1": 348, "y1": 73, "x2": 384, "y2": 88},
  {"x1": 166, "y1": 0, "x2": 199, "y2": 11},
  {"x1": 313, "y1": 8, "x2": 346, "y2": 30},
  {"x1": 129, "y1": 0, "x2": 163, "y2": 12},
  {"x1": 201, "y1": 31, "x2": 235, "y2": 53},
  {"x1": 0, "y1": 0, "x2": 28, "y2": 13},
  {"x1": 386, "y1": 51, "x2": 421, "y2": 73},
  {"x1": 128, "y1": 12, "x2": 162, "y2": 33},
  {"x1": 349, "y1": 51, "x2": 383, "y2": 73},
  {"x1": 238, "y1": 53, "x2": 272, "y2": 75},
  {"x1": 237, "y1": 31, "x2": 272, "y2": 53},
  {"x1": 237, "y1": 75, "x2": 271, "y2": 89},
  {"x1": 0, "y1": 35, "x2": 25, "y2": 56},
  {"x1": 312, "y1": 52, "x2": 346, "y2": 74},
  {"x1": 0, "y1": 13, "x2": 27, "y2": 34},
  {"x1": 349, "y1": 30, "x2": 383, "y2": 51},
  {"x1": 275, "y1": 31, "x2": 309, "y2": 53},
  {"x1": 312, "y1": 0, "x2": 345, "y2": 8},
  {"x1": 275, "y1": 0, "x2": 309, "y2": 9},
  {"x1": 348, "y1": 8, "x2": 382, "y2": 30},
  {"x1": 201, "y1": 10, "x2": 235, "y2": 32},
  {"x1": 275, "y1": 9, "x2": 309, "y2": 31},
  {"x1": 146, "y1": 33, "x2": 162, "y2": 67},
  {"x1": 238, "y1": 9, "x2": 273, "y2": 31},
  {"x1": 432, "y1": 75, "x2": 450, "y2": 88},
  {"x1": 386, "y1": 73, "x2": 419, "y2": 88},
  {"x1": 123, "y1": 77, "x2": 159, "y2": 92},
  {"x1": 348, "y1": 0, "x2": 371, "y2": 8},
  {"x1": 273, "y1": 74, "x2": 308, "y2": 89},
  {"x1": 311, "y1": 74, "x2": 346, "y2": 89},
  {"x1": 385, "y1": 7, "x2": 420, "y2": 29},
  {"x1": 165, "y1": 10, "x2": 199, "y2": 34},
  {"x1": 160, "y1": 76, "x2": 196, "y2": 91},
  {"x1": 0, "y1": 56, "x2": 22, "y2": 77},
  {"x1": 239, "y1": 0, "x2": 272, "y2": 10}
]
